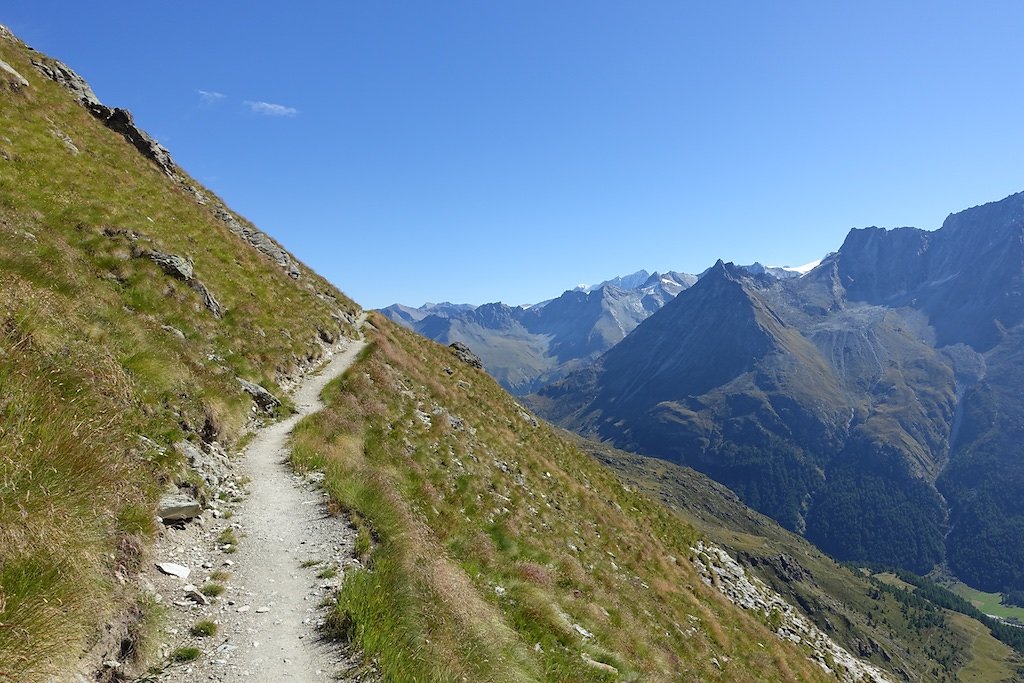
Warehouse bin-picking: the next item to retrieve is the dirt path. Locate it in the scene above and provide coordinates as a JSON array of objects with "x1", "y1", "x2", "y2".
[{"x1": 152, "y1": 321, "x2": 368, "y2": 682}]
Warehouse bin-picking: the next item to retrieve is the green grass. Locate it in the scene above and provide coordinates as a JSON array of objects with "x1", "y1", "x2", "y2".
[
  {"x1": 190, "y1": 620, "x2": 218, "y2": 638},
  {"x1": 169, "y1": 646, "x2": 201, "y2": 663},
  {"x1": 0, "y1": 30, "x2": 359, "y2": 681},
  {"x1": 317, "y1": 567, "x2": 338, "y2": 579},
  {"x1": 289, "y1": 314, "x2": 838, "y2": 683},
  {"x1": 200, "y1": 583, "x2": 225, "y2": 598},
  {"x1": 300, "y1": 559, "x2": 321, "y2": 568},
  {"x1": 948, "y1": 580, "x2": 1024, "y2": 621}
]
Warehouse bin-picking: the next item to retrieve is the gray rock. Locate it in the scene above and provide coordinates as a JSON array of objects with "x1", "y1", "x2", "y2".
[
  {"x1": 157, "y1": 492, "x2": 202, "y2": 523},
  {"x1": 93, "y1": 105, "x2": 176, "y2": 176},
  {"x1": 30, "y1": 57, "x2": 101, "y2": 106},
  {"x1": 141, "y1": 249, "x2": 193, "y2": 281},
  {"x1": 237, "y1": 378, "x2": 282, "y2": 413},
  {"x1": 155, "y1": 562, "x2": 191, "y2": 579},
  {"x1": 184, "y1": 587, "x2": 210, "y2": 605},
  {"x1": 213, "y1": 203, "x2": 300, "y2": 279},
  {"x1": 162, "y1": 324, "x2": 186, "y2": 340},
  {"x1": 49, "y1": 127, "x2": 79, "y2": 154},
  {"x1": 0, "y1": 59, "x2": 28, "y2": 89},
  {"x1": 449, "y1": 342, "x2": 483, "y2": 369},
  {"x1": 136, "y1": 249, "x2": 223, "y2": 318}
]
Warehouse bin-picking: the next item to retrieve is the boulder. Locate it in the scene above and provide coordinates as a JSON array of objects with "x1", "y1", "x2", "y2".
[
  {"x1": 449, "y1": 342, "x2": 483, "y2": 369},
  {"x1": 0, "y1": 59, "x2": 28, "y2": 89},
  {"x1": 142, "y1": 249, "x2": 193, "y2": 281},
  {"x1": 237, "y1": 378, "x2": 282, "y2": 413},
  {"x1": 157, "y1": 492, "x2": 202, "y2": 523}
]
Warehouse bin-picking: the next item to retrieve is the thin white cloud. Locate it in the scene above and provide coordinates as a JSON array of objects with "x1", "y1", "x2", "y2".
[
  {"x1": 244, "y1": 100, "x2": 299, "y2": 117},
  {"x1": 198, "y1": 89, "x2": 227, "y2": 104}
]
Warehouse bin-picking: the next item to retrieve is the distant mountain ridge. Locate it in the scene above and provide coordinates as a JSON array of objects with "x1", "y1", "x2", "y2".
[
  {"x1": 531, "y1": 190, "x2": 1024, "y2": 593},
  {"x1": 379, "y1": 269, "x2": 697, "y2": 393},
  {"x1": 379, "y1": 264, "x2": 822, "y2": 394}
]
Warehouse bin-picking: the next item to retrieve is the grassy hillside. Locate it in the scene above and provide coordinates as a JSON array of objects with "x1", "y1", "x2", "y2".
[
  {"x1": 0, "y1": 29, "x2": 358, "y2": 680},
  {"x1": 291, "y1": 313, "x2": 866, "y2": 682},
  {"x1": 584, "y1": 443, "x2": 1024, "y2": 682}
]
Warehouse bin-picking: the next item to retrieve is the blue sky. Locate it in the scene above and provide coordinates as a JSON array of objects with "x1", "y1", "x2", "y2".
[{"x1": 6, "y1": 3, "x2": 1024, "y2": 308}]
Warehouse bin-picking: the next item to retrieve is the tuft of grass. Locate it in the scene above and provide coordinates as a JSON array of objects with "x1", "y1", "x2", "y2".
[
  {"x1": 209, "y1": 569, "x2": 231, "y2": 582},
  {"x1": 317, "y1": 566, "x2": 338, "y2": 579},
  {"x1": 199, "y1": 583, "x2": 225, "y2": 598},
  {"x1": 190, "y1": 620, "x2": 218, "y2": 638},
  {"x1": 169, "y1": 646, "x2": 201, "y2": 663},
  {"x1": 300, "y1": 558, "x2": 321, "y2": 568}
]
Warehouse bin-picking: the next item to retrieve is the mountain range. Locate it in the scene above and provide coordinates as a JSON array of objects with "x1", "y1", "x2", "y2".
[
  {"x1": 530, "y1": 190, "x2": 1024, "y2": 593},
  {"x1": 380, "y1": 262, "x2": 818, "y2": 394},
  {"x1": 380, "y1": 270, "x2": 697, "y2": 393}
]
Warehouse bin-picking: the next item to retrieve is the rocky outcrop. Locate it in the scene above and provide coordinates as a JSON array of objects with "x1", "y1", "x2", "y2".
[
  {"x1": 213, "y1": 204, "x2": 300, "y2": 279},
  {"x1": 237, "y1": 378, "x2": 282, "y2": 414},
  {"x1": 89, "y1": 105, "x2": 176, "y2": 176},
  {"x1": 30, "y1": 57, "x2": 100, "y2": 106},
  {"x1": 137, "y1": 248, "x2": 223, "y2": 318},
  {"x1": 0, "y1": 58, "x2": 28, "y2": 89},
  {"x1": 449, "y1": 342, "x2": 483, "y2": 369},
  {"x1": 692, "y1": 541, "x2": 892, "y2": 683}
]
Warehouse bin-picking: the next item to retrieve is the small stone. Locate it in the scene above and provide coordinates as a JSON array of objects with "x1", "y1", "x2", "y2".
[
  {"x1": 155, "y1": 562, "x2": 190, "y2": 579},
  {"x1": 237, "y1": 605, "x2": 251, "y2": 613},
  {"x1": 256, "y1": 606, "x2": 270, "y2": 613}
]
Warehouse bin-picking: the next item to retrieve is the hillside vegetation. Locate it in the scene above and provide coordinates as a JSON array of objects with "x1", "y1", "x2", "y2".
[
  {"x1": 584, "y1": 442, "x2": 1024, "y2": 682},
  {"x1": 291, "y1": 314, "x2": 869, "y2": 682},
  {"x1": 0, "y1": 28, "x2": 358, "y2": 680}
]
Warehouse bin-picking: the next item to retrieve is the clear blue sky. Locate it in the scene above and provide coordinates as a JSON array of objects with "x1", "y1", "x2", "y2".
[{"x1": 6, "y1": 3, "x2": 1024, "y2": 308}]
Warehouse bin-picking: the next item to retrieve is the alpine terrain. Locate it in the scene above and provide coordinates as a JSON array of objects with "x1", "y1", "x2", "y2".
[
  {"x1": 3, "y1": 18, "x2": 1023, "y2": 683},
  {"x1": 533, "y1": 190, "x2": 1024, "y2": 596}
]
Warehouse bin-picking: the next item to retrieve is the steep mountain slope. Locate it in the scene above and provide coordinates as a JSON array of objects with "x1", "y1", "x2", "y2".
[
  {"x1": 380, "y1": 270, "x2": 696, "y2": 394},
  {"x1": 290, "y1": 313, "x2": 890, "y2": 682},
  {"x1": 583, "y1": 439, "x2": 1024, "y2": 682},
  {"x1": 533, "y1": 191, "x2": 1024, "y2": 591},
  {"x1": 0, "y1": 28, "x2": 358, "y2": 680}
]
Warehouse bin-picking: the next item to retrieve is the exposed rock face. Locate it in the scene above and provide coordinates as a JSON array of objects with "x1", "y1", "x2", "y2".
[
  {"x1": 30, "y1": 57, "x2": 100, "y2": 106},
  {"x1": 692, "y1": 542, "x2": 893, "y2": 683},
  {"x1": 237, "y1": 378, "x2": 282, "y2": 413},
  {"x1": 89, "y1": 105, "x2": 176, "y2": 176},
  {"x1": 449, "y1": 342, "x2": 483, "y2": 369}
]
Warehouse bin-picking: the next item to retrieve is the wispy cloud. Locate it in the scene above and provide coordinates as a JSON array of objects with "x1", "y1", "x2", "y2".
[
  {"x1": 244, "y1": 100, "x2": 299, "y2": 117},
  {"x1": 197, "y1": 89, "x2": 227, "y2": 104}
]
